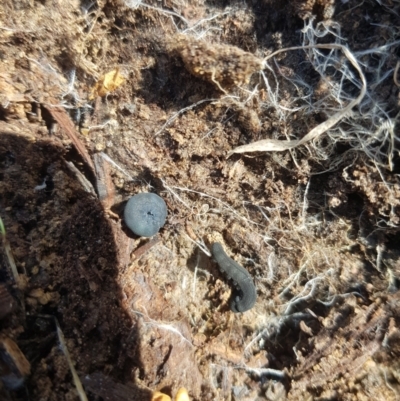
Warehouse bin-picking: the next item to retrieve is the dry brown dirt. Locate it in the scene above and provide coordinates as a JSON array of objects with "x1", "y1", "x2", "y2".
[{"x1": 0, "y1": 0, "x2": 400, "y2": 400}]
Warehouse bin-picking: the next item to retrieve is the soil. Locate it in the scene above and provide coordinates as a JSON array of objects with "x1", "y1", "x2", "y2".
[{"x1": 0, "y1": 0, "x2": 400, "y2": 400}]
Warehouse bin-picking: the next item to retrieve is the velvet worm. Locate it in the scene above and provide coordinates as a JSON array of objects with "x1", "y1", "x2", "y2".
[{"x1": 211, "y1": 242, "x2": 257, "y2": 312}]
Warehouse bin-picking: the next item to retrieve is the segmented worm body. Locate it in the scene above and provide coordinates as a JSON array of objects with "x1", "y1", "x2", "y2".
[{"x1": 211, "y1": 242, "x2": 257, "y2": 313}]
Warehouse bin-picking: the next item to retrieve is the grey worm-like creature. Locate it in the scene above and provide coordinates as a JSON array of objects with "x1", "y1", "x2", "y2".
[
  {"x1": 124, "y1": 193, "x2": 167, "y2": 237},
  {"x1": 211, "y1": 242, "x2": 257, "y2": 313}
]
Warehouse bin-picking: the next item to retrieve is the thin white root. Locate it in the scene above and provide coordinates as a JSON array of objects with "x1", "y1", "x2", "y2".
[
  {"x1": 244, "y1": 367, "x2": 287, "y2": 380},
  {"x1": 192, "y1": 251, "x2": 200, "y2": 300},
  {"x1": 282, "y1": 276, "x2": 322, "y2": 315},
  {"x1": 99, "y1": 152, "x2": 136, "y2": 181},
  {"x1": 228, "y1": 44, "x2": 366, "y2": 156},
  {"x1": 133, "y1": 310, "x2": 193, "y2": 347},
  {"x1": 155, "y1": 99, "x2": 217, "y2": 136},
  {"x1": 184, "y1": 234, "x2": 211, "y2": 257},
  {"x1": 162, "y1": 182, "x2": 259, "y2": 226}
]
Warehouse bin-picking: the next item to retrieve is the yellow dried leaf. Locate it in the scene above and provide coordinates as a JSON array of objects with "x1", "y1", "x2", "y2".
[
  {"x1": 89, "y1": 68, "x2": 125, "y2": 99},
  {"x1": 151, "y1": 388, "x2": 190, "y2": 401},
  {"x1": 175, "y1": 388, "x2": 190, "y2": 401},
  {"x1": 151, "y1": 391, "x2": 171, "y2": 401}
]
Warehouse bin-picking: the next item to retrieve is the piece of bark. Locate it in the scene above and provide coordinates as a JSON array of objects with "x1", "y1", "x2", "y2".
[{"x1": 43, "y1": 102, "x2": 95, "y2": 172}]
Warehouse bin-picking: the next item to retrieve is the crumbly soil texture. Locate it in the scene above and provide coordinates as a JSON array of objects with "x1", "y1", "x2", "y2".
[{"x1": 0, "y1": 0, "x2": 400, "y2": 400}]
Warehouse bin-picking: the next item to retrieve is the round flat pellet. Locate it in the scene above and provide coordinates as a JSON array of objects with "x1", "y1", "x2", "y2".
[{"x1": 124, "y1": 193, "x2": 167, "y2": 237}]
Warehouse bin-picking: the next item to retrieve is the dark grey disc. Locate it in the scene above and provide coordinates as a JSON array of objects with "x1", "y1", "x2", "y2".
[{"x1": 124, "y1": 193, "x2": 167, "y2": 237}]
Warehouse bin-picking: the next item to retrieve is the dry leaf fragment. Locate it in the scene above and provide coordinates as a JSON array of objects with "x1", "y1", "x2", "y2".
[
  {"x1": 151, "y1": 388, "x2": 190, "y2": 401},
  {"x1": 89, "y1": 68, "x2": 125, "y2": 99},
  {"x1": 0, "y1": 337, "x2": 31, "y2": 390},
  {"x1": 152, "y1": 391, "x2": 172, "y2": 401},
  {"x1": 175, "y1": 388, "x2": 190, "y2": 401}
]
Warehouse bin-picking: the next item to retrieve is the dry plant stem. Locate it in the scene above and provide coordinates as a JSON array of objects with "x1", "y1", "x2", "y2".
[
  {"x1": 92, "y1": 153, "x2": 115, "y2": 208},
  {"x1": 229, "y1": 44, "x2": 367, "y2": 156},
  {"x1": 2, "y1": 237, "x2": 19, "y2": 283},
  {"x1": 394, "y1": 61, "x2": 400, "y2": 87},
  {"x1": 65, "y1": 161, "x2": 96, "y2": 195},
  {"x1": 0, "y1": 217, "x2": 20, "y2": 282},
  {"x1": 55, "y1": 318, "x2": 88, "y2": 401}
]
